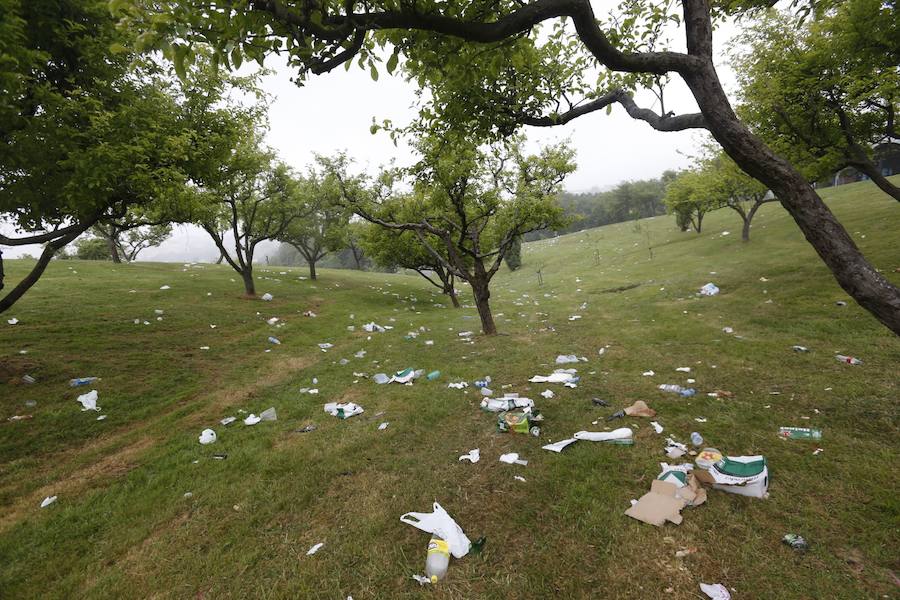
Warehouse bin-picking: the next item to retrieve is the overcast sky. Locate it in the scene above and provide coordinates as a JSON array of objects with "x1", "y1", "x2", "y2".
[{"x1": 5, "y1": 5, "x2": 741, "y2": 261}]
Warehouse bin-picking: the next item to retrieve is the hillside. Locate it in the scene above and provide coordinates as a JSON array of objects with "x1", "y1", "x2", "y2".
[{"x1": 0, "y1": 179, "x2": 898, "y2": 599}]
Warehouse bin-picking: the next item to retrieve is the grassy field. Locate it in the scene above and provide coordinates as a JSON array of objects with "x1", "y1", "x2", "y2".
[{"x1": 1, "y1": 179, "x2": 898, "y2": 599}]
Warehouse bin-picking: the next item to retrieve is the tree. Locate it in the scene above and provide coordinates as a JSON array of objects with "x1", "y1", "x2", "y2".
[
  {"x1": 358, "y1": 210, "x2": 462, "y2": 307},
  {"x1": 664, "y1": 170, "x2": 717, "y2": 234},
  {"x1": 276, "y1": 168, "x2": 349, "y2": 280},
  {"x1": 734, "y1": 3, "x2": 900, "y2": 201},
  {"x1": 504, "y1": 236, "x2": 522, "y2": 271},
  {"x1": 343, "y1": 222, "x2": 369, "y2": 270},
  {"x1": 196, "y1": 136, "x2": 307, "y2": 296},
  {"x1": 329, "y1": 133, "x2": 573, "y2": 334},
  {"x1": 703, "y1": 153, "x2": 777, "y2": 241},
  {"x1": 92, "y1": 220, "x2": 172, "y2": 262},
  {"x1": 125, "y1": 0, "x2": 900, "y2": 333},
  {"x1": 74, "y1": 237, "x2": 112, "y2": 260}
]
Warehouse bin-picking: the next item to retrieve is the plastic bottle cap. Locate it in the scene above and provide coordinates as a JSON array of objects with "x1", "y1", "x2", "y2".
[{"x1": 430, "y1": 575, "x2": 438, "y2": 584}]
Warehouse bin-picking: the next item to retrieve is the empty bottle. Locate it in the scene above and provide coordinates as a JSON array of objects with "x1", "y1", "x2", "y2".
[
  {"x1": 425, "y1": 538, "x2": 450, "y2": 583},
  {"x1": 690, "y1": 431, "x2": 704, "y2": 446},
  {"x1": 70, "y1": 377, "x2": 99, "y2": 387},
  {"x1": 835, "y1": 354, "x2": 861, "y2": 365},
  {"x1": 782, "y1": 533, "x2": 809, "y2": 551},
  {"x1": 268, "y1": 336, "x2": 281, "y2": 345}
]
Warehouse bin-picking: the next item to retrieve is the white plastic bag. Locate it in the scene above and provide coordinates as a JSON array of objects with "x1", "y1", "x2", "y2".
[
  {"x1": 199, "y1": 428, "x2": 217, "y2": 444},
  {"x1": 76, "y1": 390, "x2": 100, "y2": 412},
  {"x1": 400, "y1": 502, "x2": 471, "y2": 558}
]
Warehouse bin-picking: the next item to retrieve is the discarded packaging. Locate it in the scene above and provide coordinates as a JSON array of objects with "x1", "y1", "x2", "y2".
[
  {"x1": 573, "y1": 428, "x2": 634, "y2": 445},
  {"x1": 378, "y1": 422, "x2": 389, "y2": 430},
  {"x1": 650, "y1": 421, "x2": 664, "y2": 434},
  {"x1": 694, "y1": 455, "x2": 769, "y2": 499},
  {"x1": 555, "y1": 354, "x2": 585, "y2": 364},
  {"x1": 497, "y1": 411, "x2": 542, "y2": 436},
  {"x1": 373, "y1": 373, "x2": 391, "y2": 384},
  {"x1": 529, "y1": 369, "x2": 579, "y2": 384},
  {"x1": 199, "y1": 429, "x2": 217, "y2": 444},
  {"x1": 625, "y1": 469, "x2": 706, "y2": 527},
  {"x1": 448, "y1": 382, "x2": 468, "y2": 389},
  {"x1": 792, "y1": 345, "x2": 809, "y2": 352},
  {"x1": 480, "y1": 395, "x2": 534, "y2": 412},
  {"x1": 458, "y1": 449, "x2": 480, "y2": 463},
  {"x1": 268, "y1": 336, "x2": 281, "y2": 345},
  {"x1": 499, "y1": 452, "x2": 528, "y2": 466},
  {"x1": 658, "y1": 384, "x2": 696, "y2": 397},
  {"x1": 22, "y1": 374, "x2": 36, "y2": 384},
  {"x1": 695, "y1": 448, "x2": 723, "y2": 470},
  {"x1": 425, "y1": 538, "x2": 450, "y2": 583},
  {"x1": 540, "y1": 389, "x2": 554, "y2": 399},
  {"x1": 76, "y1": 390, "x2": 100, "y2": 412},
  {"x1": 243, "y1": 414, "x2": 262, "y2": 425},
  {"x1": 70, "y1": 377, "x2": 99, "y2": 387},
  {"x1": 699, "y1": 283, "x2": 720, "y2": 296},
  {"x1": 835, "y1": 354, "x2": 862, "y2": 365},
  {"x1": 782, "y1": 533, "x2": 809, "y2": 551},
  {"x1": 664, "y1": 437, "x2": 688, "y2": 458},
  {"x1": 259, "y1": 407, "x2": 277, "y2": 421},
  {"x1": 307, "y1": 542, "x2": 324, "y2": 555},
  {"x1": 261, "y1": 293, "x2": 273, "y2": 301},
  {"x1": 400, "y1": 502, "x2": 471, "y2": 558},
  {"x1": 324, "y1": 402, "x2": 364, "y2": 419},
  {"x1": 542, "y1": 438, "x2": 579, "y2": 453},
  {"x1": 41, "y1": 496, "x2": 57, "y2": 508},
  {"x1": 426, "y1": 370, "x2": 441, "y2": 380},
  {"x1": 690, "y1": 432, "x2": 704, "y2": 446},
  {"x1": 363, "y1": 322, "x2": 386, "y2": 332},
  {"x1": 778, "y1": 426, "x2": 822, "y2": 440},
  {"x1": 700, "y1": 583, "x2": 731, "y2": 600},
  {"x1": 592, "y1": 397, "x2": 610, "y2": 407}
]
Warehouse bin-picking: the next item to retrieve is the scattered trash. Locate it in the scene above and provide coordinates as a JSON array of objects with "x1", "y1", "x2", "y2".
[
  {"x1": 22, "y1": 374, "x2": 36, "y2": 384},
  {"x1": 199, "y1": 429, "x2": 217, "y2": 444},
  {"x1": 568, "y1": 315, "x2": 582, "y2": 321},
  {"x1": 7, "y1": 415, "x2": 33, "y2": 421},
  {"x1": 693, "y1": 455, "x2": 769, "y2": 498},
  {"x1": 40, "y1": 496, "x2": 57, "y2": 508},
  {"x1": 835, "y1": 354, "x2": 862, "y2": 365},
  {"x1": 400, "y1": 502, "x2": 471, "y2": 558},
  {"x1": 514, "y1": 475, "x2": 527, "y2": 482},
  {"x1": 542, "y1": 438, "x2": 580, "y2": 453},
  {"x1": 675, "y1": 367, "x2": 691, "y2": 373},
  {"x1": 625, "y1": 470, "x2": 706, "y2": 527},
  {"x1": 778, "y1": 427, "x2": 822, "y2": 440},
  {"x1": 664, "y1": 437, "x2": 688, "y2": 458},
  {"x1": 699, "y1": 583, "x2": 731, "y2": 600},
  {"x1": 555, "y1": 354, "x2": 586, "y2": 364},
  {"x1": 481, "y1": 395, "x2": 534, "y2": 412},
  {"x1": 792, "y1": 345, "x2": 809, "y2": 352},
  {"x1": 96, "y1": 415, "x2": 107, "y2": 421},
  {"x1": 363, "y1": 322, "x2": 386, "y2": 332},
  {"x1": 373, "y1": 373, "x2": 391, "y2": 384},
  {"x1": 378, "y1": 422, "x2": 389, "y2": 430},
  {"x1": 699, "y1": 283, "x2": 720, "y2": 296},
  {"x1": 480, "y1": 387, "x2": 493, "y2": 397},
  {"x1": 303, "y1": 310, "x2": 316, "y2": 317},
  {"x1": 458, "y1": 449, "x2": 480, "y2": 463},
  {"x1": 835, "y1": 301, "x2": 847, "y2": 306},
  {"x1": 458, "y1": 331, "x2": 474, "y2": 338},
  {"x1": 212, "y1": 454, "x2": 227, "y2": 460},
  {"x1": 266, "y1": 317, "x2": 279, "y2": 325},
  {"x1": 261, "y1": 293, "x2": 273, "y2": 301},
  {"x1": 426, "y1": 370, "x2": 441, "y2": 380},
  {"x1": 529, "y1": 369, "x2": 579, "y2": 385},
  {"x1": 675, "y1": 547, "x2": 697, "y2": 558},
  {"x1": 642, "y1": 370, "x2": 655, "y2": 377},
  {"x1": 473, "y1": 377, "x2": 491, "y2": 388},
  {"x1": 695, "y1": 448, "x2": 723, "y2": 470},
  {"x1": 499, "y1": 453, "x2": 528, "y2": 466},
  {"x1": 650, "y1": 421, "x2": 664, "y2": 434},
  {"x1": 783, "y1": 533, "x2": 809, "y2": 551},
  {"x1": 243, "y1": 414, "x2": 261, "y2": 425},
  {"x1": 607, "y1": 400, "x2": 656, "y2": 420},
  {"x1": 447, "y1": 381, "x2": 468, "y2": 389},
  {"x1": 159, "y1": 285, "x2": 171, "y2": 290},
  {"x1": 76, "y1": 390, "x2": 100, "y2": 412},
  {"x1": 268, "y1": 336, "x2": 281, "y2": 345},
  {"x1": 307, "y1": 542, "x2": 324, "y2": 556},
  {"x1": 7, "y1": 317, "x2": 19, "y2": 325},
  {"x1": 592, "y1": 397, "x2": 610, "y2": 407},
  {"x1": 540, "y1": 389, "x2": 554, "y2": 399},
  {"x1": 259, "y1": 407, "x2": 277, "y2": 421},
  {"x1": 318, "y1": 343, "x2": 334, "y2": 350},
  {"x1": 184, "y1": 492, "x2": 193, "y2": 498},
  {"x1": 813, "y1": 448, "x2": 823, "y2": 455},
  {"x1": 324, "y1": 402, "x2": 364, "y2": 419},
  {"x1": 220, "y1": 416, "x2": 237, "y2": 426},
  {"x1": 658, "y1": 384, "x2": 695, "y2": 397},
  {"x1": 690, "y1": 432, "x2": 704, "y2": 446},
  {"x1": 425, "y1": 538, "x2": 450, "y2": 583},
  {"x1": 722, "y1": 327, "x2": 734, "y2": 334},
  {"x1": 497, "y1": 411, "x2": 542, "y2": 436},
  {"x1": 412, "y1": 574, "x2": 432, "y2": 586},
  {"x1": 296, "y1": 424, "x2": 317, "y2": 433},
  {"x1": 573, "y1": 428, "x2": 634, "y2": 445}
]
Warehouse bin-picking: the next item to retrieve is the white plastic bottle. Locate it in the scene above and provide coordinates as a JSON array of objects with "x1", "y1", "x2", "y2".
[
  {"x1": 425, "y1": 538, "x2": 450, "y2": 583},
  {"x1": 835, "y1": 354, "x2": 862, "y2": 365}
]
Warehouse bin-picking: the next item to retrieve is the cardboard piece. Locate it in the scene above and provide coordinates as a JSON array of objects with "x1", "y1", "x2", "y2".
[{"x1": 625, "y1": 474, "x2": 706, "y2": 527}]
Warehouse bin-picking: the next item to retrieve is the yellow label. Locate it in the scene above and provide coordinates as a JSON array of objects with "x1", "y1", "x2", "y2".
[{"x1": 427, "y1": 539, "x2": 449, "y2": 556}]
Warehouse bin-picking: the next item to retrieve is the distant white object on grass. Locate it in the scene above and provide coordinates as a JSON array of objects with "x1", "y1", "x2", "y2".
[
  {"x1": 676, "y1": 367, "x2": 691, "y2": 372},
  {"x1": 642, "y1": 370, "x2": 655, "y2": 377},
  {"x1": 261, "y1": 293, "x2": 273, "y2": 301},
  {"x1": 7, "y1": 318, "x2": 19, "y2": 325},
  {"x1": 159, "y1": 285, "x2": 171, "y2": 290},
  {"x1": 458, "y1": 449, "x2": 480, "y2": 463},
  {"x1": 306, "y1": 542, "x2": 324, "y2": 555},
  {"x1": 499, "y1": 453, "x2": 527, "y2": 465},
  {"x1": 700, "y1": 583, "x2": 731, "y2": 600},
  {"x1": 378, "y1": 422, "x2": 389, "y2": 430},
  {"x1": 650, "y1": 421, "x2": 664, "y2": 434},
  {"x1": 540, "y1": 389, "x2": 554, "y2": 399},
  {"x1": 699, "y1": 283, "x2": 719, "y2": 296},
  {"x1": 41, "y1": 496, "x2": 57, "y2": 508},
  {"x1": 199, "y1": 429, "x2": 216, "y2": 444},
  {"x1": 244, "y1": 414, "x2": 261, "y2": 425}
]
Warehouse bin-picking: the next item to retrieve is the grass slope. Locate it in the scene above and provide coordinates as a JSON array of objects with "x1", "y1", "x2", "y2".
[{"x1": 0, "y1": 179, "x2": 898, "y2": 599}]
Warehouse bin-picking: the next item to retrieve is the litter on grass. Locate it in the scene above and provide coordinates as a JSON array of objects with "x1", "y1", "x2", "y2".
[
  {"x1": 306, "y1": 543, "x2": 324, "y2": 555},
  {"x1": 378, "y1": 422, "x2": 389, "y2": 430},
  {"x1": 529, "y1": 369, "x2": 579, "y2": 385},
  {"x1": 261, "y1": 293, "x2": 273, "y2": 301},
  {"x1": 199, "y1": 429, "x2": 217, "y2": 444},
  {"x1": 499, "y1": 453, "x2": 528, "y2": 465},
  {"x1": 540, "y1": 389, "x2": 554, "y2": 399},
  {"x1": 41, "y1": 496, "x2": 57, "y2": 508},
  {"x1": 363, "y1": 322, "x2": 386, "y2": 332},
  {"x1": 480, "y1": 395, "x2": 534, "y2": 412},
  {"x1": 693, "y1": 455, "x2": 769, "y2": 499},
  {"x1": 699, "y1": 283, "x2": 720, "y2": 296},
  {"x1": 400, "y1": 502, "x2": 471, "y2": 558},
  {"x1": 243, "y1": 414, "x2": 262, "y2": 425},
  {"x1": 458, "y1": 449, "x2": 480, "y2": 463},
  {"x1": 324, "y1": 402, "x2": 364, "y2": 419},
  {"x1": 555, "y1": 354, "x2": 586, "y2": 364},
  {"x1": 700, "y1": 583, "x2": 731, "y2": 600},
  {"x1": 76, "y1": 390, "x2": 100, "y2": 412},
  {"x1": 651, "y1": 421, "x2": 664, "y2": 434}
]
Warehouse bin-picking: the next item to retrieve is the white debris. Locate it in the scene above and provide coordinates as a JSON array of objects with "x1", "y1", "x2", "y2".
[
  {"x1": 159, "y1": 285, "x2": 171, "y2": 290},
  {"x1": 261, "y1": 293, "x2": 273, "y2": 301},
  {"x1": 199, "y1": 429, "x2": 217, "y2": 444},
  {"x1": 306, "y1": 542, "x2": 324, "y2": 555},
  {"x1": 650, "y1": 421, "x2": 664, "y2": 434},
  {"x1": 41, "y1": 495, "x2": 58, "y2": 508},
  {"x1": 499, "y1": 453, "x2": 527, "y2": 466},
  {"x1": 699, "y1": 283, "x2": 720, "y2": 296},
  {"x1": 378, "y1": 422, "x2": 389, "y2": 430},
  {"x1": 458, "y1": 449, "x2": 480, "y2": 463},
  {"x1": 540, "y1": 389, "x2": 554, "y2": 399},
  {"x1": 8, "y1": 318, "x2": 19, "y2": 325},
  {"x1": 76, "y1": 390, "x2": 100, "y2": 412},
  {"x1": 642, "y1": 370, "x2": 655, "y2": 377},
  {"x1": 244, "y1": 414, "x2": 262, "y2": 425}
]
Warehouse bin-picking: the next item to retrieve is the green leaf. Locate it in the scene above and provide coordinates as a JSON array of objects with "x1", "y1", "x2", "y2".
[
  {"x1": 605, "y1": 104, "x2": 612, "y2": 115},
  {"x1": 386, "y1": 52, "x2": 399, "y2": 75},
  {"x1": 370, "y1": 64, "x2": 379, "y2": 81},
  {"x1": 231, "y1": 47, "x2": 243, "y2": 70}
]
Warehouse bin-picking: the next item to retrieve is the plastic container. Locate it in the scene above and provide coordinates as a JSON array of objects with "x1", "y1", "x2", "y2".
[
  {"x1": 425, "y1": 538, "x2": 450, "y2": 583},
  {"x1": 426, "y1": 370, "x2": 441, "y2": 380},
  {"x1": 690, "y1": 432, "x2": 704, "y2": 447},
  {"x1": 695, "y1": 447, "x2": 722, "y2": 470},
  {"x1": 70, "y1": 377, "x2": 99, "y2": 387},
  {"x1": 778, "y1": 427, "x2": 822, "y2": 440}
]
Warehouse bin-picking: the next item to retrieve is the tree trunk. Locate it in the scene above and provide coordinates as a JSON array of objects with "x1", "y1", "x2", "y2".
[
  {"x1": 682, "y1": 55, "x2": 900, "y2": 334},
  {"x1": 852, "y1": 161, "x2": 900, "y2": 202},
  {"x1": 106, "y1": 237, "x2": 121, "y2": 263},
  {"x1": 241, "y1": 268, "x2": 256, "y2": 296},
  {"x1": 216, "y1": 251, "x2": 225, "y2": 264},
  {"x1": 693, "y1": 211, "x2": 703, "y2": 233},
  {"x1": 470, "y1": 275, "x2": 496, "y2": 335},
  {"x1": 308, "y1": 260, "x2": 317, "y2": 280},
  {"x1": 741, "y1": 202, "x2": 762, "y2": 242}
]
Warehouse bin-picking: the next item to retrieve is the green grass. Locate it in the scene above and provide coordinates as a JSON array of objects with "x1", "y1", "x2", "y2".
[{"x1": 1, "y1": 178, "x2": 898, "y2": 599}]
